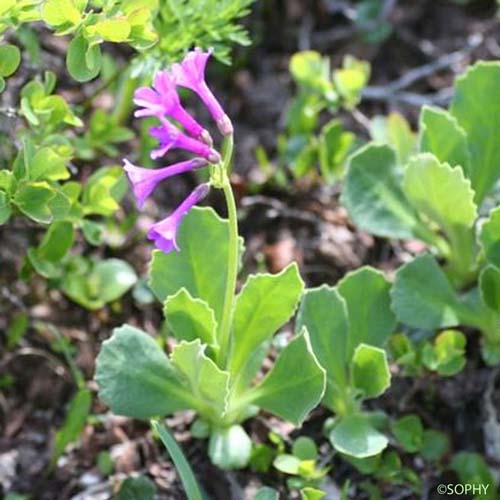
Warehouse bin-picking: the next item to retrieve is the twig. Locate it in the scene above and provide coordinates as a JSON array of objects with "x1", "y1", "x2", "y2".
[
  {"x1": 361, "y1": 35, "x2": 483, "y2": 106},
  {"x1": 240, "y1": 195, "x2": 318, "y2": 224}
]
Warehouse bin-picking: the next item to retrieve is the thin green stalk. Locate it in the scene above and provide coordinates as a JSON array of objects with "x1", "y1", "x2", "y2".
[
  {"x1": 217, "y1": 135, "x2": 238, "y2": 367},
  {"x1": 151, "y1": 420, "x2": 204, "y2": 500}
]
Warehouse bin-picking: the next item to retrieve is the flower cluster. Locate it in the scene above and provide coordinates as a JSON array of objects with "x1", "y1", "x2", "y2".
[{"x1": 123, "y1": 48, "x2": 232, "y2": 253}]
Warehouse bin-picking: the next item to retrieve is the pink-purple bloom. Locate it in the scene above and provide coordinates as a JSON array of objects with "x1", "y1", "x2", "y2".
[
  {"x1": 123, "y1": 158, "x2": 207, "y2": 209},
  {"x1": 147, "y1": 183, "x2": 210, "y2": 253},
  {"x1": 124, "y1": 48, "x2": 232, "y2": 254},
  {"x1": 134, "y1": 71, "x2": 211, "y2": 144},
  {"x1": 149, "y1": 122, "x2": 220, "y2": 163},
  {"x1": 169, "y1": 48, "x2": 233, "y2": 136}
]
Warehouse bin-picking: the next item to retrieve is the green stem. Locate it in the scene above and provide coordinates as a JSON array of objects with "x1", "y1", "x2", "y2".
[
  {"x1": 151, "y1": 420, "x2": 204, "y2": 500},
  {"x1": 217, "y1": 136, "x2": 238, "y2": 367}
]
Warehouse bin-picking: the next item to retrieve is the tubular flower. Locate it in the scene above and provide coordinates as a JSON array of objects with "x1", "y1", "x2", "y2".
[
  {"x1": 147, "y1": 183, "x2": 210, "y2": 253},
  {"x1": 149, "y1": 122, "x2": 220, "y2": 163},
  {"x1": 134, "y1": 71, "x2": 212, "y2": 145},
  {"x1": 123, "y1": 48, "x2": 232, "y2": 254},
  {"x1": 123, "y1": 158, "x2": 208, "y2": 208},
  {"x1": 170, "y1": 48, "x2": 233, "y2": 136}
]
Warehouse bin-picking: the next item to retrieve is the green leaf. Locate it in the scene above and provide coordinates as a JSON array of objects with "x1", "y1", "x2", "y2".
[
  {"x1": 330, "y1": 414, "x2": 388, "y2": 458},
  {"x1": 152, "y1": 421, "x2": 203, "y2": 500},
  {"x1": 422, "y1": 329, "x2": 466, "y2": 376},
  {"x1": 82, "y1": 166, "x2": 125, "y2": 216},
  {"x1": 301, "y1": 488, "x2": 326, "y2": 500},
  {"x1": 480, "y1": 207, "x2": 500, "y2": 268},
  {"x1": 419, "y1": 106, "x2": 471, "y2": 175},
  {"x1": 254, "y1": 487, "x2": 279, "y2": 500},
  {"x1": 0, "y1": 44, "x2": 21, "y2": 77},
  {"x1": 89, "y1": 259, "x2": 137, "y2": 304},
  {"x1": 480, "y1": 265, "x2": 500, "y2": 313},
  {"x1": 450, "y1": 452, "x2": 496, "y2": 499},
  {"x1": 30, "y1": 147, "x2": 70, "y2": 181},
  {"x1": 341, "y1": 143, "x2": 418, "y2": 239},
  {"x1": 208, "y1": 425, "x2": 252, "y2": 470},
  {"x1": 149, "y1": 207, "x2": 237, "y2": 324},
  {"x1": 0, "y1": 190, "x2": 11, "y2": 224},
  {"x1": 352, "y1": 344, "x2": 391, "y2": 399},
  {"x1": 164, "y1": 289, "x2": 217, "y2": 348},
  {"x1": 6, "y1": 313, "x2": 29, "y2": 350},
  {"x1": 66, "y1": 34, "x2": 102, "y2": 82},
  {"x1": 116, "y1": 476, "x2": 156, "y2": 500},
  {"x1": 250, "y1": 330, "x2": 325, "y2": 425},
  {"x1": 390, "y1": 415, "x2": 423, "y2": 453},
  {"x1": 370, "y1": 112, "x2": 416, "y2": 166},
  {"x1": 450, "y1": 61, "x2": 500, "y2": 203},
  {"x1": 337, "y1": 266, "x2": 396, "y2": 357},
  {"x1": 42, "y1": 0, "x2": 82, "y2": 26},
  {"x1": 28, "y1": 221, "x2": 75, "y2": 278},
  {"x1": 289, "y1": 51, "x2": 333, "y2": 97},
  {"x1": 14, "y1": 181, "x2": 56, "y2": 223},
  {"x1": 273, "y1": 454, "x2": 301, "y2": 474},
  {"x1": 50, "y1": 388, "x2": 91, "y2": 469},
  {"x1": 420, "y1": 430, "x2": 449, "y2": 462},
  {"x1": 403, "y1": 154, "x2": 477, "y2": 234},
  {"x1": 292, "y1": 437, "x2": 318, "y2": 461},
  {"x1": 95, "y1": 325, "x2": 190, "y2": 419},
  {"x1": 296, "y1": 286, "x2": 349, "y2": 412},
  {"x1": 230, "y1": 263, "x2": 304, "y2": 378},
  {"x1": 88, "y1": 19, "x2": 131, "y2": 42},
  {"x1": 318, "y1": 119, "x2": 355, "y2": 181},
  {"x1": 171, "y1": 340, "x2": 229, "y2": 416},
  {"x1": 333, "y1": 55, "x2": 370, "y2": 109},
  {"x1": 391, "y1": 254, "x2": 466, "y2": 330}
]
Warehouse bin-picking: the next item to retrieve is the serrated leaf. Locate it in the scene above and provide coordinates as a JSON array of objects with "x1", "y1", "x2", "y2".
[
  {"x1": 164, "y1": 289, "x2": 217, "y2": 348},
  {"x1": 171, "y1": 340, "x2": 229, "y2": 417},
  {"x1": 0, "y1": 44, "x2": 21, "y2": 77},
  {"x1": 352, "y1": 344, "x2": 390, "y2": 399},
  {"x1": 249, "y1": 330, "x2": 325, "y2": 425},
  {"x1": 391, "y1": 254, "x2": 466, "y2": 329},
  {"x1": 419, "y1": 106, "x2": 471, "y2": 175},
  {"x1": 95, "y1": 325, "x2": 190, "y2": 419},
  {"x1": 230, "y1": 263, "x2": 304, "y2": 378},
  {"x1": 403, "y1": 154, "x2": 477, "y2": 233},
  {"x1": 337, "y1": 266, "x2": 396, "y2": 357},
  {"x1": 330, "y1": 414, "x2": 388, "y2": 458},
  {"x1": 450, "y1": 61, "x2": 500, "y2": 203},
  {"x1": 480, "y1": 207, "x2": 500, "y2": 268},
  {"x1": 149, "y1": 207, "x2": 239, "y2": 324},
  {"x1": 341, "y1": 143, "x2": 418, "y2": 239},
  {"x1": 296, "y1": 286, "x2": 349, "y2": 412}
]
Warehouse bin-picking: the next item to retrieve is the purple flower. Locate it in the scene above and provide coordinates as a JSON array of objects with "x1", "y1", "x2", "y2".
[
  {"x1": 149, "y1": 121, "x2": 221, "y2": 163},
  {"x1": 170, "y1": 48, "x2": 233, "y2": 136},
  {"x1": 123, "y1": 158, "x2": 208, "y2": 208},
  {"x1": 134, "y1": 71, "x2": 212, "y2": 145},
  {"x1": 147, "y1": 183, "x2": 210, "y2": 253}
]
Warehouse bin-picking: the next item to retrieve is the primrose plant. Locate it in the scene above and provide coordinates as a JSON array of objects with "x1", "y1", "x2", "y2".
[
  {"x1": 341, "y1": 61, "x2": 500, "y2": 364},
  {"x1": 95, "y1": 49, "x2": 326, "y2": 471}
]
